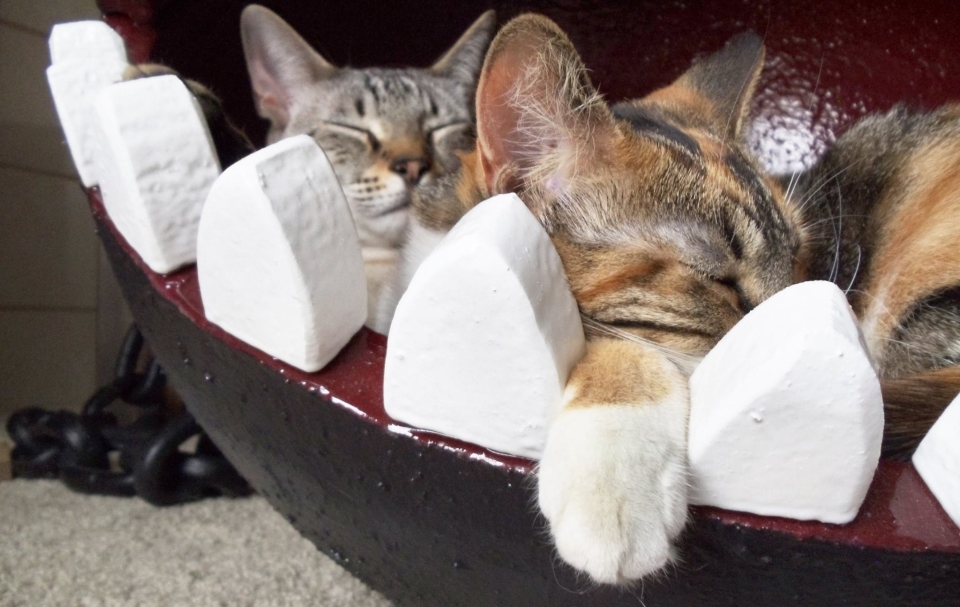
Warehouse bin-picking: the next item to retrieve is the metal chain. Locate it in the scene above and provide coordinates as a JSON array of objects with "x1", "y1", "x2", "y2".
[{"x1": 6, "y1": 325, "x2": 249, "y2": 505}]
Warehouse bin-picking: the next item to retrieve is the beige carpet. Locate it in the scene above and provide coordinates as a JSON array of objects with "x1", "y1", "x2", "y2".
[{"x1": 0, "y1": 479, "x2": 393, "y2": 607}]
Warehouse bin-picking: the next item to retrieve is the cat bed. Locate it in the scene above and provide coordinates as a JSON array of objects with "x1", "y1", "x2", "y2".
[{"x1": 94, "y1": 1, "x2": 960, "y2": 605}]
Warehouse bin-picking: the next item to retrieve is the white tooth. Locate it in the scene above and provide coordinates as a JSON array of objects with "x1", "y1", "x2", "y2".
[
  {"x1": 47, "y1": 53, "x2": 128, "y2": 186},
  {"x1": 197, "y1": 135, "x2": 366, "y2": 373},
  {"x1": 688, "y1": 280, "x2": 884, "y2": 524},
  {"x1": 49, "y1": 21, "x2": 127, "y2": 65},
  {"x1": 93, "y1": 75, "x2": 220, "y2": 273},
  {"x1": 913, "y1": 393, "x2": 960, "y2": 528},
  {"x1": 384, "y1": 194, "x2": 586, "y2": 459}
]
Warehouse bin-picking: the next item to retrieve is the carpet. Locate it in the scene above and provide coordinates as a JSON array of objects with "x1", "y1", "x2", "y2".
[{"x1": 0, "y1": 479, "x2": 393, "y2": 607}]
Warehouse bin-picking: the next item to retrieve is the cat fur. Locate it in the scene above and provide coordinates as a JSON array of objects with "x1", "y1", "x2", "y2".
[
  {"x1": 240, "y1": 5, "x2": 495, "y2": 327},
  {"x1": 381, "y1": 14, "x2": 960, "y2": 584}
]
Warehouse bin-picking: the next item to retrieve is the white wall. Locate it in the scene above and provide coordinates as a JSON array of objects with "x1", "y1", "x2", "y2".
[{"x1": 0, "y1": 0, "x2": 132, "y2": 430}]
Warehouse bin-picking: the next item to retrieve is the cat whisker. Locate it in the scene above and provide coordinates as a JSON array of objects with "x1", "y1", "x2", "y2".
[
  {"x1": 845, "y1": 288, "x2": 891, "y2": 316},
  {"x1": 545, "y1": 543, "x2": 600, "y2": 595},
  {"x1": 879, "y1": 336, "x2": 944, "y2": 358},
  {"x1": 580, "y1": 316, "x2": 703, "y2": 376},
  {"x1": 627, "y1": 582, "x2": 648, "y2": 607},
  {"x1": 828, "y1": 182, "x2": 843, "y2": 284},
  {"x1": 347, "y1": 188, "x2": 407, "y2": 206},
  {"x1": 812, "y1": 52, "x2": 826, "y2": 98},
  {"x1": 917, "y1": 305, "x2": 960, "y2": 325},
  {"x1": 844, "y1": 287, "x2": 901, "y2": 346},
  {"x1": 802, "y1": 213, "x2": 870, "y2": 229},
  {"x1": 844, "y1": 245, "x2": 862, "y2": 294},
  {"x1": 783, "y1": 170, "x2": 801, "y2": 204},
  {"x1": 791, "y1": 158, "x2": 864, "y2": 213}
]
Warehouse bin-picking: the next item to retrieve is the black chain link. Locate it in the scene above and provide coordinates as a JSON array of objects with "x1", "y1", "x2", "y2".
[{"x1": 6, "y1": 325, "x2": 250, "y2": 505}]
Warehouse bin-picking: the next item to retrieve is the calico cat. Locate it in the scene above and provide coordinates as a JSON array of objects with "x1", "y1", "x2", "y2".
[
  {"x1": 239, "y1": 5, "x2": 495, "y2": 326},
  {"x1": 791, "y1": 106, "x2": 960, "y2": 458},
  {"x1": 382, "y1": 14, "x2": 960, "y2": 584}
]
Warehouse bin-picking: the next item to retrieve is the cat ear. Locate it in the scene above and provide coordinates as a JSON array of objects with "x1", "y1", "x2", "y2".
[
  {"x1": 430, "y1": 11, "x2": 497, "y2": 88},
  {"x1": 240, "y1": 4, "x2": 336, "y2": 131},
  {"x1": 668, "y1": 33, "x2": 765, "y2": 140},
  {"x1": 475, "y1": 15, "x2": 618, "y2": 206}
]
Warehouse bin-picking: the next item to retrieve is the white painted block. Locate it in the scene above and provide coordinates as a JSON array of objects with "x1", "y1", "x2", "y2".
[
  {"x1": 197, "y1": 135, "x2": 366, "y2": 373},
  {"x1": 688, "y1": 281, "x2": 884, "y2": 524},
  {"x1": 49, "y1": 21, "x2": 128, "y2": 64},
  {"x1": 913, "y1": 393, "x2": 960, "y2": 527},
  {"x1": 94, "y1": 75, "x2": 220, "y2": 273},
  {"x1": 384, "y1": 194, "x2": 586, "y2": 459},
  {"x1": 47, "y1": 58, "x2": 128, "y2": 186}
]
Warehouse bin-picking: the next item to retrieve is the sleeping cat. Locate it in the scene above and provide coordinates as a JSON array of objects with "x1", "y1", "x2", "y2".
[
  {"x1": 239, "y1": 5, "x2": 495, "y2": 326},
  {"x1": 381, "y1": 14, "x2": 960, "y2": 584}
]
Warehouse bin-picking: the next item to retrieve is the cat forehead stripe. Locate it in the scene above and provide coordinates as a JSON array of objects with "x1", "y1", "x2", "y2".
[
  {"x1": 612, "y1": 105, "x2": 702, "y2": 161},
  {"x1": 362, "y1": 73, "x2": 422, "y2": 99},
  {"x1": 720, "y1": 149, "x2": 793, "y2": 248},
  {"x1": 355, "y1": 70, "x2": 457, "y2": 120}
]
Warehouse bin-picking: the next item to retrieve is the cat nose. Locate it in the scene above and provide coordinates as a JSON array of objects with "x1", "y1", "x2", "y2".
[{"x1": 390, "y1": 157, "x2": 430, "y2": 185}]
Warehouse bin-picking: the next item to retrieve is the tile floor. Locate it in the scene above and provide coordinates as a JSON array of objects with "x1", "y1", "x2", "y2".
[{"x1": 0, "y1": 0, "x2": 131, "y2": 428}]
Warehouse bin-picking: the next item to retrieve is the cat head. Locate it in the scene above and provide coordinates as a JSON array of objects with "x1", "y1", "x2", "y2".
[
  {"x1": 475, "y1": 16, "x2": 806, "y2": 356},
  {"x1": 240, "y1": 5, "x2": 496, "y2": 248}
]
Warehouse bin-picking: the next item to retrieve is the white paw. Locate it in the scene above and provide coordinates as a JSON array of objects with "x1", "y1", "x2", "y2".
[{"x1": 538, "y1": 400, "x2": 689, "y2": 585}]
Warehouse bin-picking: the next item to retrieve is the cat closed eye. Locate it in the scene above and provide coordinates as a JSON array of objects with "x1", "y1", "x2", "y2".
[
  {"x1": 316, "y1": 121, "x2": 381, "y2": 151},
  {"x1": 715, "y1": 277, "x2": 753, "y2": 312},
  {"x1": 428, "y1": 122, "x2": 470, "y2": 140}
]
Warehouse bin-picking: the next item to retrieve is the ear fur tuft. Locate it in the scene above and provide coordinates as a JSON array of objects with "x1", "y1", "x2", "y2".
[
  {"x1": 677, "y1": 32, "x2": 766, "y2": 140},
  {"x1": 431, "y1": 11, "x2": 497, "y2": 88},
  {"x1": 475, "y1": 14, "x2": 616, "y2": 205},
  {"x1": 240, "y1": 4, "x2": 336, "y2": 131}
]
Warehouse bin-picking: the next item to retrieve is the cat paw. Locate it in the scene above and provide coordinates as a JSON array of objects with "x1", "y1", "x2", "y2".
[{"x1": 537, "y1": 401, "x2": 689, "y2": 585}]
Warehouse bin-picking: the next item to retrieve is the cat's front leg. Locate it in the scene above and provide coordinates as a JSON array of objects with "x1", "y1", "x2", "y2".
[{"x1": 538, "y1": 337, "x2": 690, "y2": 585}]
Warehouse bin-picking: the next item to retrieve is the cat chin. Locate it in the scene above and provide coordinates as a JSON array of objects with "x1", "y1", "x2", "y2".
[
  {"x1": 538, "y1": 398, "x2": 689, "y2": 585},
  {"x1": 352, "y1": 206, "x2": 410, "y2": 249},
  {"x1": 371, "y1": 219, "x2": 447, "y2": 334}
]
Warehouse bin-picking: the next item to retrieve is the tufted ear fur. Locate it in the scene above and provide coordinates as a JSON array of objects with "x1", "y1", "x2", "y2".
[
  {"x1": 240, "y1": 4, "x2": 336, "y2": 132},
  {"x1": 474, "y1": 14, "x2": 619, "y2": 212},
  {"x1": 430, "y1": 11, "x2": 497, "y2": 89},
  {"x1": 648, "y1": 33, "x2": 765, "y2": 141}
]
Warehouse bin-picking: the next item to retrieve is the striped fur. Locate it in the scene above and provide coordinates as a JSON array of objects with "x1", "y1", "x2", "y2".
[
  {"x1": 240, "y1": 5, "x2": 495, "y2": 250},
  {"x1": 240, "y1": 6, "x2": 494, "y2": 325},
  {"x1": 792, "y1": 105, "x2": 960, "y2": 456},
  {"x1": 386, "y1": 14, "x2": 960, "y2": 583}
]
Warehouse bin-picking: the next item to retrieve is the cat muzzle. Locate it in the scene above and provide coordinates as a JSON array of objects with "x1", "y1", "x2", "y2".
[{"x1": 390, "y1": 157, "x2": 431, "y2": 185}]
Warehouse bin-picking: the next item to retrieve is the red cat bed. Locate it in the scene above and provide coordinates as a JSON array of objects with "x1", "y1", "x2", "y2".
[{"x1": 95, "y1": 1, "x2": 960, "y2": 605}]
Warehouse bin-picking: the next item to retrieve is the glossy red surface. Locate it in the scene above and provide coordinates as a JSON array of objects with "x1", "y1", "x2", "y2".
[
  {"x1": 98, "y1": 0, "x2": 159, "y2": 63},
  {"x1": 96, "y1": 0, "x2": 960, "y2": 172},
  {"x1": 89, "y1": 189, "x2": 960, "y2": 554},
  {"x1": 696, "y1": 462, "x2": 960, "y2": 552},
  {"x1": 87, "y1": 193, "x2": 534, "y2": 475}
]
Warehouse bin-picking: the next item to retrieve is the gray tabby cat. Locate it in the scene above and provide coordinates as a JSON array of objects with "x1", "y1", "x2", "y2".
[{"x1": 239, "y1": 5, "x2": 495, "y2": 327}]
